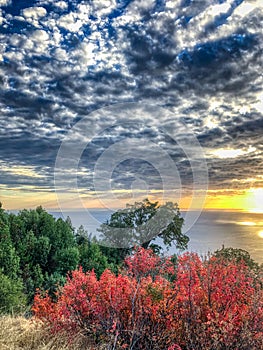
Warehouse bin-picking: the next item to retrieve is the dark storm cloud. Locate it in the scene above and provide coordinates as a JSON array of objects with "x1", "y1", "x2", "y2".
[{"x1": 0, "y1": 0, "x2": 262, "y2": 200}]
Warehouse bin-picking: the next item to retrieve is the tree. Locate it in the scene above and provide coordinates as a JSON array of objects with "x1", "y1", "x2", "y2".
[
  {"x1": 0, "y1": 270, "x2": 26, "y2": 314},
  {"x1": 76, "y1": 225, "x2": 116, "y2": 276},
  {"x1": 53, "y1": 247, "x2": 80, "y2": 275},
  {"x1": 213, "y1": 246, "x2": 260, "y2": 272},
  {"x1": 0, "y1": 220, "x2": 20, "y2": 280},
  {"x1": 98, "y1": 198, "x2": 188, "y2": 255},
  {"x1": 77, "y1": 238, "x2": 110, "y2": 276},
  {"x1": 7, "y1": 206, "x2": 80, "y2": 303},
  {"x1": 47, "y1": 218, "x2": 79, "y2": 274}
]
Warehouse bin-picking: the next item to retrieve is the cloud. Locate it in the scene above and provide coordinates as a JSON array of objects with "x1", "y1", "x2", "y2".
[
  {"x1": 53, "y1": 1, "x2": 68, "y2": 10},
  {"x1": 208, "y1": 145, "x2": 257, "y2": 159},
  {"x1": 92, "y1": 0, "x2": 117, "y2": 17},
  {"x1": 58, "y1": 11, "x2": 86, "y2": 32},
  {"x1": 0, "y1": 0, "x2": 10, "y2": 6},
  {"x1": 0, "y1": 160, "x2": 45, "y2": 178},
  {"x1": 22, "y1": 6, "x2": 47, "y2": 20},
  {"x1": 0, "y1": 0, "x2": 262, "y2": 208}
]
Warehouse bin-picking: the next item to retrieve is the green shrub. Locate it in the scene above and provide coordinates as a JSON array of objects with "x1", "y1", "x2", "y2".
[{"x1": 0, "y1": 271, "x2": 26, "y2": 314}]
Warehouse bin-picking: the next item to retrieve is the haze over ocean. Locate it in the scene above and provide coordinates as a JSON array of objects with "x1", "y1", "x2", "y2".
[{"x1": 51, "y1": 209, "x2": 263, "y2": 264}]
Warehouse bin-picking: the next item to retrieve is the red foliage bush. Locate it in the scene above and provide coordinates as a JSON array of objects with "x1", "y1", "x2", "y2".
[{"x1": 33, "y1": 247, "x2": 263, "y2": 350}]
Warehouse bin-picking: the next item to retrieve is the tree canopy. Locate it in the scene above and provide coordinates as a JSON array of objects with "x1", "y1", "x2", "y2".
[
  {"x1": 0, "y1": 203, "x2": 119, "y2": 309},
  {"x1": 98, "y1": 198, "x2": 188, "y2": 254}
]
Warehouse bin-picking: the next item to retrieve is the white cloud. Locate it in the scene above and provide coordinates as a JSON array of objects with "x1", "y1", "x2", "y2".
[
  {"x1": 77, "y1": 41, "x2": 97, "y2": 67},
  {"x1": 31, "y1": 29, "x2": 49, "y2": 41},
  {"x1": 127, "y1": 0, "x2": 155, "y2": 12},
  {"x1": 233, "y1": 0, "x2": 263, "y2": 17},
  {"x1": 92, "y1": 0, "x2": 116, "y2": 17},
  {"x1": 13, "y1": 29, "x2": 50, "y2": 55},
  {"x1": 44, "y1": 17, "x2": 58, "y2": 32},
  {"x1": 22, "y1": 7, "x2": 47, "y2": 20},
  {"x1": 58, "y1": 12, "x2": 84, "y2": 32},
  {"x1": 21, "y1": 7, "x2": 47, "y2": 28},
  {"x1": 13, "y1": 15, "x2": 26, "y2": 22},
  {"x1": 203, "y1": 116, "x2": 219, "y2": 129},
  {"x1": 200, "y1": 1, "x2": 262, "y2": 44},
  {"x1": 0, "y1": 0, "x2": 262, "y2": 201},
  {"x1": 165, "y1": 0, "x2": 182, "y2": 11},
  {"x1": 209, "y1": 2, "x2": 232, "y2": 17},
  {"x1": 226, "y1": 0, "x2": 263, "y2": 36},
  {"x1": 119, "y1": 0, "x2": 156, "y2": 23},
  {"x1": 20, "y1": 37, "x2": 34, "y2": 51},
  {"x1": 0, "y1": 0, "x2": 10, "y2": 6},
  {"x1": 4, "y1": 50, "x2": 24, "y2": 62},
  {"x1": 175, "y1": 1, "x2": 233, "y2": 49},
  {"x1": 77, "y1": 3, "x2": 91, "y2": 20},
  {"x1": 254, "y1": 93, "x2": 263, "y2": 114},
  {"x1": 208, "y1": 146, "x2": 256, "y2": 159},
  {"x1": 165, "y1": 0, "x2": 263, "y2": 53},
  {"x1": 54, "y1": 47, "x2": 68, "y2": 61},
  {"x1": 51, "y1": 29, "x2": 62, "y2": 46},
  {"x1": 54, "y1": 1, "x2": 68, "y2": 10}
]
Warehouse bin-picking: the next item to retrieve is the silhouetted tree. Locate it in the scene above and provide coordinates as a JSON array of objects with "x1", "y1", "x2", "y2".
[{"x1": 98, "y1": 198, "x2": 188, "y2": 257}]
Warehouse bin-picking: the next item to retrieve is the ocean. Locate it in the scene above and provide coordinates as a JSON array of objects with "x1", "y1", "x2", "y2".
[{"x1": 51, "y1": 210, "x2": 263, "y2": 264}]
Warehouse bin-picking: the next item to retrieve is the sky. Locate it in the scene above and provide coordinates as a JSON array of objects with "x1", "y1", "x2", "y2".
[{"x1": 0, "y1": 0, "x2": 263, "y2": 213}]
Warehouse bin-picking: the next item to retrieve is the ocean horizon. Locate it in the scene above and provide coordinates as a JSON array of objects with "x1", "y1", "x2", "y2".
[{"x1": 49, "y1": 209, "x2": 263, "y2": 264}]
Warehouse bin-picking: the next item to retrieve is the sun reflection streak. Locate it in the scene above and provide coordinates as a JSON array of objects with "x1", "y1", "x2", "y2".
[{"x1": 238, "y1": 221, "x2": 256, "y2": 226}]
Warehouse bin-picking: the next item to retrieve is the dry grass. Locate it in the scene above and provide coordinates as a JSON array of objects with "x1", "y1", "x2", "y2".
[{"x1": 0, "y1": 315, "x2": 104, "y2": 350}]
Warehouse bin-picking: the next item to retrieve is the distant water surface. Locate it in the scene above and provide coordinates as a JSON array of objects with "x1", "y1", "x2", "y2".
[{"x1": 51, "y1": 210, "x2": 263, "y2": 264}]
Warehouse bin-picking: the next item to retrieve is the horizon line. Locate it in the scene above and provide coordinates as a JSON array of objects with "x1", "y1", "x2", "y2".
[{"x1": 6, "y1": 207, "x2": 257, "y2": 214}]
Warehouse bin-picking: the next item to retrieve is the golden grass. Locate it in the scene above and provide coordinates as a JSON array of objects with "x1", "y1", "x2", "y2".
[{"x1": 0, "y1": 315, "x2": 103, "y2": 350}]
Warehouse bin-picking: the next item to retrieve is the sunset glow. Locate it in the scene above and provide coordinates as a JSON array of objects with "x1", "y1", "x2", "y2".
[{"x1": 3, "y1": 187, "x2": 263, "y2": 213}]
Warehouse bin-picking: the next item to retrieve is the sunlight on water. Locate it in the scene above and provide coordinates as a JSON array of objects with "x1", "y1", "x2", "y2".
[
  {"x1": 217, "y1": 219, "x2": 263, "y2": 226},
  {"x1": 249, "y1": 208, "x2": 263, "y2": 214},
  {"x1": 238, "y1": 221, "x2": 256, "y2": 226}
]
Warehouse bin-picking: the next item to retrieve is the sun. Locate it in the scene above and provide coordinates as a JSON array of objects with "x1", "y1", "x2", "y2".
[{"x1": 244, "y1": 188, "x2": 263, "y2": 213}]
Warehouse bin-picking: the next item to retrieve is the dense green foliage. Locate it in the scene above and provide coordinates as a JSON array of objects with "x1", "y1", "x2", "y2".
[
  {"x1": 98, "y1": 198, "x2": 188, "y2": 256},
  {"x1": 213, "y1": 246, "x2": 260, "y2": 272},
  {"x1": 0, "y1": 204, "x2": 27, "y2": 312},
  {"x1": 0, "y1": 270, "x2": 26, "y2": 313},
  {"x1": 0, "y1": 203, "x2": 118, "y2": 310}
]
